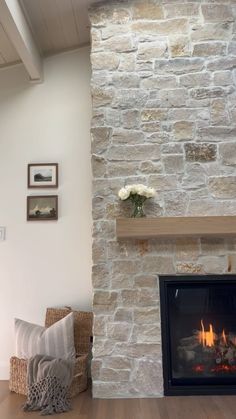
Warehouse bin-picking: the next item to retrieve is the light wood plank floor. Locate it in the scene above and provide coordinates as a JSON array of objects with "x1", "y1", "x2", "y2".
[{"x1": 1, "y1": 381, "x2": 236, "y2": 418}]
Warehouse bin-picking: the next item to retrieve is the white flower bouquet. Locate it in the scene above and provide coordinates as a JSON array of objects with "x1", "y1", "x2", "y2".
[{"x1": 118, "y1": 184, "x2": 155, "y2": 218}]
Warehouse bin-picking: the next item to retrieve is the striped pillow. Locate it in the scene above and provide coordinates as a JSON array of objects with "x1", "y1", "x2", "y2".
[{"x1": 15, "y1": 312, "x2": 76, "y2": 360}]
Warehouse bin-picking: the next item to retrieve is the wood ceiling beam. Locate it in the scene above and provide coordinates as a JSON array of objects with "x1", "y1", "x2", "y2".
[{"x1": 0, "y1": 0, "x2": 43, "y2": 82}]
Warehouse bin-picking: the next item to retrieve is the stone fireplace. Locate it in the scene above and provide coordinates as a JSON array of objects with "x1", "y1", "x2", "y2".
[{"x1": 90, "y1": 0, "x2": 236, "y2": 398}]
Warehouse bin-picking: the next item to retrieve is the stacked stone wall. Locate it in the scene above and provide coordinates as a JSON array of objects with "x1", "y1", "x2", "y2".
[{"x1": 90, "y1": 0, "x2": 236, "y2": 397}]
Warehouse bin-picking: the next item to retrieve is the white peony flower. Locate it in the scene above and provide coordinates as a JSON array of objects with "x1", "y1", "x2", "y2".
[
  {"x1": 118, "y1": 184, "x2": 156, "y2": 200},
  {"x1": 118, "y1": 187, "x2": 130, "y2": 200}
]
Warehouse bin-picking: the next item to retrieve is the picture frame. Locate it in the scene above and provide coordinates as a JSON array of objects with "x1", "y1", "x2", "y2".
[
  {"x1": 27, "y1": 195, "x2": 58, "y2": 221},
  {"x1": 28, "y1": 163, "x2": 58, "y2": 188}
]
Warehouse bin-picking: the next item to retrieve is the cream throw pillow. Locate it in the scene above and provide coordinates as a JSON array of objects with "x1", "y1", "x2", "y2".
[{"x1": 15, "y1": 312, "x2": 76, "y2": 360}]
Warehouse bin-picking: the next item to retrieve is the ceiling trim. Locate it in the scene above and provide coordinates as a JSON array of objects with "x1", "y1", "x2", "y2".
[{"x1": 0, "y1": 0, "x2": 43, "y2": 82}]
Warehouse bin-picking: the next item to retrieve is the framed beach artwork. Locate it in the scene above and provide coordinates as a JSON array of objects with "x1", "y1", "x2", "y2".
[
  {"x1": 27, "y1": 195, "x2": 58, "y2": 221},
  {"x1": 28, "y1": 163, "x2": 58, "y2": 188}
]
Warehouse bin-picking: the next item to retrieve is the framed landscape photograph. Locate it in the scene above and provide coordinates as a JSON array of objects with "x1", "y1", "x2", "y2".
[
  {"x1": 27, "y1": 195, "x2": 58, "y2": 221},
  {"x1": 28, "y1": 163, "x2": 58, "y2": 188}
]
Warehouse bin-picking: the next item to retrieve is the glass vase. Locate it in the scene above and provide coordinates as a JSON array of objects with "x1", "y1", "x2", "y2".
[{"x1": 130, "y1": 194, "x2": 146, "y2": 218}]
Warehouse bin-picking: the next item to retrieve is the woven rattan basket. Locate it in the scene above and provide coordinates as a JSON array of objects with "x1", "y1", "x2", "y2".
[{"x1": 9, "y1": 307, "x2": 93, "y2": 398}]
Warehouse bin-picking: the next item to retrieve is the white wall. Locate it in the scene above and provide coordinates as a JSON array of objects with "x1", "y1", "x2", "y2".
[{"x1": 0, "y1": 47, "x2": 92, "y2": 379}]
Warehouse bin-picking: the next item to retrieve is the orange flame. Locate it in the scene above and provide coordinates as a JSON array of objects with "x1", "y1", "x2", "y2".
[
  {"x1": 222, "y1": 329, "x2": 227, "y2": 345},
  {"x1": 199, "y1": 320, "x2": 214, "y2": 347}
]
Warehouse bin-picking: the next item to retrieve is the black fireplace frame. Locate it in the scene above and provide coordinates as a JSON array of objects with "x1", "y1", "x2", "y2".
[{"x1": 159, "y1": 275, "x2": 236, "y2": 396}]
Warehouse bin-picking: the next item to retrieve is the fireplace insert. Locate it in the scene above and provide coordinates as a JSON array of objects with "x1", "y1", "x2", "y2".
[{"x1": 160, "y1": 275, "x2": 236, "y2": 395}]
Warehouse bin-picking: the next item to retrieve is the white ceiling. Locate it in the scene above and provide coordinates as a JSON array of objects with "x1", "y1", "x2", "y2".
[{"x1": 0, "y1": 0, "x2": 99, "y2": 69}]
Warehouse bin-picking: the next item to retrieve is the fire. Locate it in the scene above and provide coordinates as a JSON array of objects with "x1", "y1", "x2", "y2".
[
  {"x1": 222, "y1": 329, "x2": 227, "y2": 345},
  {"x1": 199, "y1": 319, "x2": 215, "y2": 347}
]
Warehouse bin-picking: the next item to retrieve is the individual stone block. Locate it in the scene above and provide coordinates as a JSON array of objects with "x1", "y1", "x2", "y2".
[
  {"x1": 139, "y1": 161, "x2": 163, "y2": 174},
  {"x1": 93, "y1": 317, "x2": 107, "y2": 336},
  {"x1": 228, "y1": 41, "x2": 236, "y2": 55},
  {"x1": 92, "y1": 239, "x2": 107, "y2": 263},
  {"x1": 141, "y1": 76, "x2": 177, "y2": 89},
  {"x1": 161, "y1": 143, "x2": 183, "y2": 154},
  {"x1": 182, "y1": 163, "x2": 206, "y2": 189},
  {"x1": 91, "y1": 359, "x2": 102, "y2": 380},
  {"x1": 131, "y1": 324, "x2": 161, "y2": 343},
  {"x1": 155, "y1": 58, "x2": 204, "y2": 74},
  {"x1": 197, "y1": 126, "x2": 236, "y2": 142},
  {"x1": 164, "y1": 191, "x2": 189, "y2": 216},
  {"x1": 219, "y1": 142, "x2": 236, "y2": 166},
  {"x1": 209, "y1": 176, "x2": 236, "y2": 198},
  {"x1": 211, "y1": 98, "x2": 229, "y2": 126},
  {"x1": 185, "y1": 143, "x2": 217, "y2": 162},
  {"x1": 132, "y1": 1, "x2": 163, "y2": 20},
  {"x1": 187, "y1": 199, "x2": 217, "y2": 216},
  {"x1": 92, "y1": 155, "x2": 106, "y2": 178},
  {"x1": 213, "y1": 71, "x2": 233, "y2": 86},
  {"x1": 92, "y1": 87, "x2": 114, "y2": 107},
  {"x1": 89, "y1": 6, "x2": 131, "y2": 26},
  {"x1": 134, "y1": 308, "x2": 159, "y2": 325},
  {"x1": 112, "y1": 89, "x2": 148, "y2": 109},
  {"x1": 103, "y1": 35, "x2": 137, "y2": 53},
  {"x1": 92, "y1": 382, "x2": 131, "y2": 398},
  {"x1": 207, "y1": 57, "x2": 236, "y2": 71},
  {"x1": 91, "y1": 52, "x2": 119, "y2": 70},
  {"x1": 111, "y1": 129, "x2": 145, "y2": 144},
  {"x1": 91, "y1": 127, "x2": 112, "y2": 154},
  {"x1": 112, "y1": 73, "x2": 140, "y2": 88},
  {"x1": 169, "y1": 108, "x2": 210, "y2": 121},
  {"x1": 164, "y1": 3, "x2": 200, "y2": 18},
  {"x1": 175, "y1": 238, "x2": 200, "y2": 261},
  {"x1": 92, "y1": 264, "x2": 110, "y2": 289},
  {"x1": 107, "y1": 323, "x2": 132, "y2": 341},
  {"x1": 114, "y1": 308, "x2": 133, "y2": 322},
  {"x1": 142, "y1": 256, "x2": 175, "y2": 274},
  {"x1": 159, "y1": 88, "x2": 188, "y2": 107},
  {"x1": 119, "y1": 53, "x2": 136, "y2": 71},
  {"x1": 140, "y1": 122, "x2": 161, "y2": 132},
  {"x1": 149, "y1": 174, "x2": 178, "y2": 191},
  {"x1": 134, "y1": 275, "x2": 157, "y2": 288},
  {"x1": 104, "y1": 357, "x2": 133, "y2": 370},
  {"x1": 201, "y1": 5, "x2": 233, "y2": 22},
  {"x1": 132, "y1": 360, "x2": 163, "y2": 396},
  {"x1": 108, "y1": 144, "x2": 161, "y2": 161},
  {"x1": 163, "y1": 155, "x2": 184, "y2": 174},
  {"x1": 170, "y1": 36, "x2": 191, "y2": 57},
  {"x1": 191, "y1": 23, "x2": 232, "y2": 42},
  {"x1": 200, "y1": 256, "x2": 227, "y2": 274},
  {"x1": 132, "y1": 19, "x2": 189, "y2": 36},
  {"x1": 99, "y1": 368, "x2": 130, "y2": 382},
  {"x1": 193, "y1": 42, "x2": 227, "y2": 56},
  {"x1": 141, "y1": 109, "x2": 167, "y2": 122},
  {"x1": 201, "y1": 238, "x2": 226, "y2": 256},
  {"x1": 173, "y1": 121, "x2": 195, "y2": 141},
  {"x1": 137, "y1": 42, "x2": 167, "y2": 60},
  {"x1": 112, "y1": 260, "x2": 142, "y2": 275},
  {"x1": 93, "y1": 291, "x2": 118, "y2": 314},
  {"x1": 122, "y1": 110, "x2": 140, "y2": 129},
  {"x1": 190, "y1": 87, "x2": 226, "y2": 100},
  {"x1": 107, "y1": 161, "x2": 138, "y2": 177},
  {"x1": 113, "y1": 343, "x2": 162, "y2": 358},
  {"x1": 179, "y1": 72, "x2": 211, "y2": 88},
  {"x1": 176, "y1": 262, "x2": 203, "y2": 274}
]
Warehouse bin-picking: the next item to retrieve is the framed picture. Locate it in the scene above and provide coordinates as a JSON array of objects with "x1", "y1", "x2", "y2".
[
  {"x1": 27, "y1": 195, "x2": 58, "y2": 221},
  {"x1": 28, "y1": 163, "x2": 58, "y2": 188}
]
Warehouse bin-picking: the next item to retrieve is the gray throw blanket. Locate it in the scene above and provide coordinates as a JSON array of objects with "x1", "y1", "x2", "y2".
[{"x1": 23, "y1": 354, "x2": 74, "y2": 416}]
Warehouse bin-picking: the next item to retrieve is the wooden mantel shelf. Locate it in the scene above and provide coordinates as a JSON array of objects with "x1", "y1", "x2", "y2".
[{"x1": 116, "y1": 216, "x2": 236, "y2": 239}]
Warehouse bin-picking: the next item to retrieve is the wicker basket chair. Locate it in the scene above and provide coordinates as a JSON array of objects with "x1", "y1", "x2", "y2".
[{"x1": 9, "y1": 307, "x2": 93, "y2": 398}]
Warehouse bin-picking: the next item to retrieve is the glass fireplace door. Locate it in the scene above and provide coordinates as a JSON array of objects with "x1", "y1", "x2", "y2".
[{"x1": 160, "y1": 275, "x2": 236, "y2": 395}]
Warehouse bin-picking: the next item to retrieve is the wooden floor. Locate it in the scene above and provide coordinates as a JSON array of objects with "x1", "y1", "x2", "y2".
[{"x1": 1, "y1": 381, "x2": 236, "y2": 419}]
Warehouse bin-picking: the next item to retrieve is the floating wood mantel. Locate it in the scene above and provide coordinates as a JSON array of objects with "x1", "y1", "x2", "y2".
[{"x1": 116, "y1": 216, "x2": 236, "y2": 239}]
